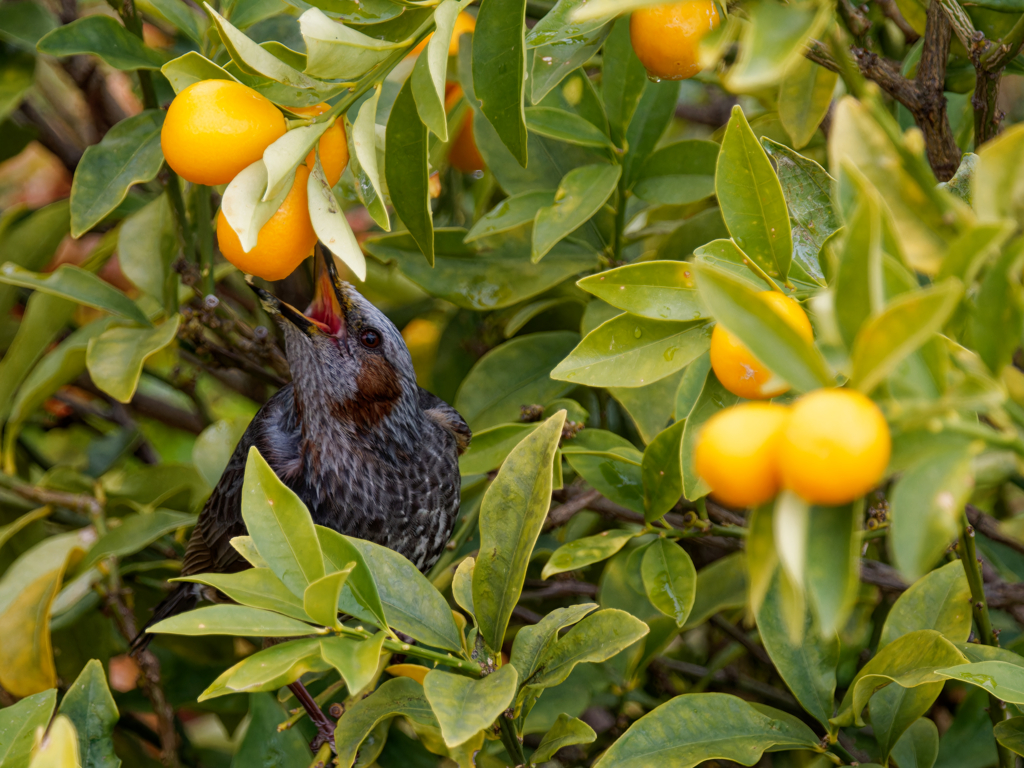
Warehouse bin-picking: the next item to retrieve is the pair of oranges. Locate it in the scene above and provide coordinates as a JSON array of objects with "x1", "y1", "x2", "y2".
[
  {"x1": 161, "y1": 80, "x2": 349, "y2": 280},
  {"x1": 695, "y1": 291, "x2": 891, "y2": 508}
]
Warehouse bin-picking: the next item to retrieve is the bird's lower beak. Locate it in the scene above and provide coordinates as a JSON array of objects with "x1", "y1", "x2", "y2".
[{"x1": 244, "y1": 247, "x2": 352, "y2": 339}]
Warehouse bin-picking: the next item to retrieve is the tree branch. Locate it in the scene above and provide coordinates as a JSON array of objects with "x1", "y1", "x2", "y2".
[
  {"x1": 876, "y1": 0, "x2": 920, "y2": 42},
  {"x1": 967, "y1": 505, "x2": 1024, "y2": 558}
]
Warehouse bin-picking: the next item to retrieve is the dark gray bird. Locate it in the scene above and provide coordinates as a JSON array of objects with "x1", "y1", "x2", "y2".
[{"x1": 134, "y1": 250, "x2": 470, "y2": 651}]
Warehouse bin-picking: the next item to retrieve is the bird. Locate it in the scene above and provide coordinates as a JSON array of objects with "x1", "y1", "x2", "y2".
[{"x1": 133, "y1": 248, "x2": 470, "y2": 652}]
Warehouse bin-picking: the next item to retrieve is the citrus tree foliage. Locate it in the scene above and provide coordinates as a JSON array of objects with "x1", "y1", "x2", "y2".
[{"x1": 8, "y1": 0, "x2": 1024, "y2": 766}]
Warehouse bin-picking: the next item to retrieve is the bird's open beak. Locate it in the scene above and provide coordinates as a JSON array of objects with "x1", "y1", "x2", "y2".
[{"x1": 245, "y1": 246, "x2": 351, "y2": 339}]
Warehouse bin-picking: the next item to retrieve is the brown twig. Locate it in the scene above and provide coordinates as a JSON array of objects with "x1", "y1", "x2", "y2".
[
  {"x1": 545, "y1": 488, "x2": 602, "y2": 530},
  {"x1": 0, "y1": 474, "x2": 102, "y2": 518},
  {"x1": 967, "y1": 505, "x2": 1024, "y2": 558},
  {"x1": 709, "y1": 614, "x2": 774, "y2": 667},
  {"x1": 652, "y1": 658, "x2": 801, "y2": 712},
  {"x1": 876, "y1": 0, "x2": 920, "y2": 42},
  {"x1": 519, "y1": 581, "x2": 599, "y2": 601}
]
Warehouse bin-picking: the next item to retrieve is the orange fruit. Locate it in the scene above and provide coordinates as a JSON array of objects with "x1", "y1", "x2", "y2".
[
  {"x1": 216, "y1": 165, "x2": 317, "y2": 281},
  {"x1": 161, "y1": 80, "x2": 286, "y2": 186},
  {"x1": 444, "y1": 84, "x2": 485, "y2": 174},
  {"x1": 695, "y1": 403, "x2": 790, "y2": 508},
  {"x1": 709, "y1": 291, "x2": 814, "y2": 400},
  {"x1": 290, "y1": 103, "x2": 349, "y2": 187},
  {"x1": 779, "y1": 389, "x2": 891, "y2": 506},
  {"x1": 409, "y1": 11, "x2": 476, "y2": 58},
  {"x1": 630, "y1": 1, "x2": 720, "y2": 81}
]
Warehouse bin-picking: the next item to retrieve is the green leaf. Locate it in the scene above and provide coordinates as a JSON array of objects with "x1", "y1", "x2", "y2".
[
  {"x1": 726, "y1": 0, "x2": 829, "y2": 91},
  {"x1": 241, "y1": 446, "x2": 325, "y2": 596},
  {"x1": 452, "y1": 556, "x2": 475, "y2": 620},
  {"x1": 385, "y1": 76, "x2": 433, "y2": 265},
  {"x1": 366, "y1": 228, "x2": 599, "y2": 311},
  {"x1": 563, "y1": 439, "x2": 644, "y2": 513},
  {"x1": 832, "y1": 629, "x2": 967, "y2": 729},
  {"x1": 68, "y1": 110, "x2": 165, "y2": 237},
  {"x1": 0, "y1": 689, "x2": 57, "y2": 767},
  {"x1": 640, "y1": 538, "x2": 696, "y2": 627},
  {"x1": 761, "y1": 139, "x2": 837, "y2": 283},
  {"x1": 890, "y1": 718, "x2": 939, "y2": 768},
  {"x1": 319, "y1": 633, "x2": 387, "y2": 693},
  {"x1": 889, "y1": 441, "x2": 975, "y2": 582},
  {"x1": 511, "y1": 604, "x2": 599, "y2": 695},
  {"x1": 82, "y1": 510, "x2": 195, "y2": 570},
  {"x1": 716, "y1": 106, "x2": 793, "y2": 280},
  {"x1": 220, "y1": 159, "x2": 291, "y2": 254},
  {"x1": 304, "y1": 566, "x2": 353, "y2": 628},
  {"x1": 679, "y1": 370, "x2": 737, "y2": 501},
  {"x1": 592, "y1": 692, "x2": 818, "y2": 767},
  {"x1": 86, "y1": 317, "x2": 180, "y2": 403},
  {"x1": 118, "y1": 194, "x2": 177, "y2": 304},
  {"x1": 631, "y1": 140, "x2": 718, "y2": 206},
  {"x1": 0, "y1": 2, "x2": 58, "y2": 49},
  {"x1": 531, "y1": 714, "x2": 596, "y2": 764},
  {"x1": 334, "y1": 678, "x2": 439, "y2": 768},
  {"x1": 937, "y1": 220, "x2": 1014, "y2": 284},
  {"x1": 473, "y1": 0, "x2": 528, "y2": 165},
  {"x1": 692, "y1": 238, "x2": 769, "y2": 291},
  {"x1": 412, "y1": 0, "x2": 470, "y2": 141},
  {"x1": 308, "y1": 158, "x2": 368, "y2": 281},
  {"x1": 174, "y1": 569, "x2": 309, "y2": 621},
  {"x1": 529, "y1": 26, "x2": 611, "y2": 104},
  {"x1": 206, "y1": 3, "x2": 317, "y2": 87},
  {"x1": 139, "y1": 0, "x2": 205, "y2": 45},
  {"x1": 231, "y1": 693, "x2": 312, "y2": 768},
  {"x1": 533, "y1": 164, "x2": 621, "y2": 262},
  {"x1": 694, "y1": 262, "x2": 832, "y2": 391},
  {"x1": 149, "y1": 604, "x2": 319, "y2": 637},
  {"x1": 465, "y1": 191, "x2": 556, "y2": 242},
  {"x1": 459, "y1": 424, "x2": 539, "y2": 475},
  {"x1": 351, "y1": 84, "x2": 390, "y2": 231},
  {"x1": 968, "y1": 237, "x2": 1024, "y2": 373},
  {"x1": 611, "y1": 369, "x2": 684, "y2": 444},
  {"x1": 577, "y1": 261, "x2": 706, "y2": 322},
  {"x1": 850, "y1": 279, "x2": 963, "y2": 393},
  {"x1": 161, "y1": 51, "x2": 238, "y2": 92},
  {"x1": 57, "y1": 660, "x2": 119, "y2": 768},
  {"x1": 192, "y1": 418, "x2": 250, "y2": 489},
  {"x1": 327, "y1": 532, "x2": 462, "y2": 651},
  {"x1": 263, "y1": 119, "x2": 331, "y2": 202},
  {"x1": 200, "y1": 639, "x2": 330, "y2": 700},
  {"x1": 879, "y1": 560, "x2": 972, "y2": 648},
  {"x1": 474, "y1": 411, "x2": 565, "y2": 652},
  {"x1": 454, "y1": 331, "x2": 579, "y2": 430},
  {"x1": 757, "y1": 571, "x2": 838, "y2": 733},
  {"x1": 833, "y1": 192, "x2": 885, "y2": 350},
  {"x1": 937, "y1": 660, "x2": 1024, "y2": 703},
  {"x1": 317, "y1": 527, "x2": 389, "y2": 633},
  {"x1": 642, "y1": 421, "x2": 686, "y2": 523},
  {"x1": 299, "y1": 7, "x2": 401, "y2": 79},
  {"x1": 804, "y1": 503, "x2": 861, "y2": 636},
  {"x1": 525, "y1": 106, "x2": 614, "y2": 149},
  {"x1": 542, "y1": 530, "x2": 638, "y2": 579},
  {"x1": 526, "y1": 608, "x2": 648, "y2": 689},
  {"x1": 231, "y1": 536, "x2": 269, "y2": 568},
  {"x1": 683, "y1": 552, "x2": 747, "y2": 629},
  {"x1": 0, "y1": 264, "x2": 150, "y2": 327},
  {"x1": 0, "y1": 50, "x2": 34, "y2": 124},
  {"x1": 26, "y1": 714, "x2": 79, "y2": 768},
  {"x1": 975, "y1": 122, "x2": 1024, "y2": 227},
  {"x1": 995, "y1": 717, "x2": 1024, "y2": 757},
  {"x1": 778, "y1": 57, "x2": 836, "y2": 150},
  {"x1": 36, "y1": 15, "x2": 164, "y2": 70},
  {"x1": 0, "y1": 508, "x2": 51, "y2": 555},
  {"x1": 424, "y1": 665, "x2": 518, "y2": 748},
  {"x1": 601, "y1": 17, "x2": 646, "y2": 146},
  {"x1": 551, "y1": 313, "x2": 711, "y2": 388}
]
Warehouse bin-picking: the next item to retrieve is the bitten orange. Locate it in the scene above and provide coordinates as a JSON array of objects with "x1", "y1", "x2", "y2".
[
  {"x1": 409, "y1": 11, "x2": 476, "y2": 58},
  {"x1": 779, "y1": 389, "x2": 891, "y2": 505},
  {"x1": 290, "y1": 103, "x2": 350, "y2": 187},
  {"x1": 629, "y1": 1, "x2": 720, "y2": 81},
  {"x1": 216, "y1": 166, "x2": 317, "y2": 281},
  {"x1": 161, "y1": 80, "x2": 286, "y2": 186},
  {"x1": 695, "y1": 403, "x2": 790, "y2": 507},
  {"x1": 709, "y1": 291, "x2": 814, "y2": 400},
  {"x1": 444, "y1": 84, "x2": 485, "y2": 174}
]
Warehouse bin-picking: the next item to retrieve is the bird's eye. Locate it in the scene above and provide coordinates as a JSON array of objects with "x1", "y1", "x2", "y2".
[{"x1": 360, "y1": 328, "x2": 381, "y2": 349}]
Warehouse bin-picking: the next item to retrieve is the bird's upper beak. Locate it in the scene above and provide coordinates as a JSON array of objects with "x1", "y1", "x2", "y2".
[{"x1": 246, "y1": 247, "x2": 352, "y2": 339}]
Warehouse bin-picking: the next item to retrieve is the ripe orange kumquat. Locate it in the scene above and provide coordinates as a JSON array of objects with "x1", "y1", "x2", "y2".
[
  {"x1": 695, "y1": 403, "x2": 790, "y2": 508},
  {"x1": 630, "y1": 1, "x2": 720, "y2": 81},
  {"x1": 290, "y1": 103, "x2": 350, "y2": 187},
  {"x1": 216, "y1": 165, "x2": 318, "y2": 281},
  {"x1": 779, "y1": 389, "x2": 891, "y2": 506},
  {"x1": 161, "y1": 80, "x2": 286, "y2": 186},
  {"x1": 710, "y1": 291, "x2": 814, "y2": 400}
]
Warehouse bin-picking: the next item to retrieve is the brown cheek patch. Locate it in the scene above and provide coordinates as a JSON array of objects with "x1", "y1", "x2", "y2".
[{"x1": 332, "y1": 355, "x2": 402, "y2": 431}]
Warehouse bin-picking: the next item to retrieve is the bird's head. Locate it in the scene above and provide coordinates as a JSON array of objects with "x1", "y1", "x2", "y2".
[{"x1": 248, "y1": 248, "x2": 420, "y2": 453}]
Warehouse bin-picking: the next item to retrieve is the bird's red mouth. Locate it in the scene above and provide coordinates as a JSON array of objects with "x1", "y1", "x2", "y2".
[{"x1": 306, "y1": 268, "x2": 345, "y2": 336}]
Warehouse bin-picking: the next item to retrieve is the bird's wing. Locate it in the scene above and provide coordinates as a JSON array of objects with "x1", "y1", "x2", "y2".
[{"x1": 418, "y1": 386, "x2": 471, "y2": 454}]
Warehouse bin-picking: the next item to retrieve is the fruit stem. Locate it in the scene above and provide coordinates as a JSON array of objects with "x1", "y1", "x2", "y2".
[
  {"x1": 330, "y1": 624, "x2": 482, "y2": 676},
  {"x1": 498, "y1": 712, "x2": 527, "y2": 766},
  {"x1": 194, "y1": 184, "x2": 216, "y2": 296},
  {"x1": 959, "y1": 515, "x2": 1015, "y2": 768}
]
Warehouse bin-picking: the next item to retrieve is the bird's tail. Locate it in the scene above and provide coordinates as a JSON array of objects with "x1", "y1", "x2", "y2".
[{"x1": 130, "y1": 583, "x2": 198, "y2": 656}]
